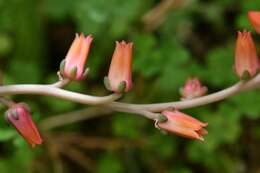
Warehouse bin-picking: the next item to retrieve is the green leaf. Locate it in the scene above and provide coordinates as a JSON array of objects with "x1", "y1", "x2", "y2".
[
  {"x1": 112, "y1": 113, "x2": 147, "y2": 139},
  {"x1": 205, "y1": 45, "x2": 237, "y2": 87},
  {"x1": 230, "y1": 91, "x2": 260, "y2": 119},
  {"x1": 0, "y1": 129, "x2": 16, "y2": 141}
]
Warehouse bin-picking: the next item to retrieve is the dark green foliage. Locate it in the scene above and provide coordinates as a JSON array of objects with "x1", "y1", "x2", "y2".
[{"x1": 0, "y1": 0, "x2": 259, "y2": 172}]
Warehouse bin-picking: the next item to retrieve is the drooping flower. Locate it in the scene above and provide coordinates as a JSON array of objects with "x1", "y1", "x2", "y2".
[
  {"x1": 179, "y1": 77, "x2": 207, "y2": 100},
  {"x1": 157, "y1": 110, "x2": 208, "y2": 141},
  {"x1": 248, "y1": 11, "x2": 260, "y2": 34},
  {"x1": 235, "y1": 31, "x2": 260, "y2": 79},
  {"x1": 105, "y1": 41, "x2": 133, "y2": 93},
  {"x1": 60, "y1": 33, "x2": 93, "y2": 80},
  {"x1": 5, "y1": 103, "x2": 42, "y2": 147}
]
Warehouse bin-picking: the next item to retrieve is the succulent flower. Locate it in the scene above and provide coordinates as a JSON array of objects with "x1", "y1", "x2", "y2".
[
  {"x1": 157, "y1": 110, "x2": 208, "y2": 141},
  {"x1": 234, "y1": 31, "x2": 260, "y2": 79},
  {"x1": 180, "y1": 77, "x2": 207, "y2": 100},
  {"x1": 105, "y1": 41, "x2": 133, "y2": 93},
  {"x1": 60, "y1": 33, "x2": 93, "y2": 80},
  {"x1": 5, "y1": 103, "x2": 42, "y2": 147}
]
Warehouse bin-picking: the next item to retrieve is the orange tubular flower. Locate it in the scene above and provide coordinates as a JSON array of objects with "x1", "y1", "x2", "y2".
[
  {"x1": 60, "y1": 33, "x2": 93, "y2": 80},
  {"x1": 157, "y1": 110, "x2": 208, "y2": 141},
  {"x1": 248, "y1": 11, "x2": 260, "y2": 34},
  {"x1": 179, "y1": 77, "x2": 207, "y2": 100},
  {"x1": 5, "y1": 103, "x2": 42, "y2": 147},
  {"x1": 235, "y1": 31, "x2": 260, "y2": 79},
  {"x1": 105, "y1": 41, "x2": 133, "y2": 93}
]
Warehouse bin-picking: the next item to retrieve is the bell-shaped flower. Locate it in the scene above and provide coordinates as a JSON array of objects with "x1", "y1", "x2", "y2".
[
  {"x1": 5, "y1": 103, "x2": 42, "y2": 147},
  {"x1": 157, "y1": 110, "x2": 208, "y2": 141},
  {"x1": 179, "y1": 77, "x2": 207, "y2": 100},
  {"x1": 105, "y1": 41, "x2": 133, "y2": 93},
  {"x1": 235, "y1": 31, "x2": 260, "y2": 79},
  {"x1": 248, "y1": 11, "x2": 260, "y2": 34},
  {"x1": 60, "y1": 33, "x2": 93, "y2": 80}
]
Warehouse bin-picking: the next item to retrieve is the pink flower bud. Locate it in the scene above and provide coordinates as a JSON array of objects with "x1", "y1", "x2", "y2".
[
  {"x1": 248, "y1": 11, "x2": 260, "y2": 34},
  {"x1": 61, "y1": 33, "x2": 93, "y2": 80},
  {"x1": 106, "y1": 41, "x2": 133, "y2": 93},
  {"x1": 179, "y1": 77, "x2": 207, "y2": 100},
  {"x1": 157, "y1": 110, "x2": 208, "y2": 141},
  {"x1": 235, "y1": 31, "x2": 260, "y2": 79},
  {"x1": 5, "y1": 103, "x2": 42, "y2": 147}
]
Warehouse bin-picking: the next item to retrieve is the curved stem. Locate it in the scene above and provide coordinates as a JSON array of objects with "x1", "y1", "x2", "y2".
[
  {"x1": 0, "y1": 84, "x2": 122, "y2": 105},
  {"x1": 107, "y1": 105, "x2": 159, "y2": 119},
  {"x1": 108, "y1": 73, "x2": 260, "y2": 112},
  {"x1": 0, "y1": 73, "x2": 259, "y2": 116}
]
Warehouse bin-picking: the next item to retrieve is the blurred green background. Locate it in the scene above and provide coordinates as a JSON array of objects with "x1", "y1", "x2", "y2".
[{"x1": 0, "y1": 0, "x2": 260, "y2": 172}]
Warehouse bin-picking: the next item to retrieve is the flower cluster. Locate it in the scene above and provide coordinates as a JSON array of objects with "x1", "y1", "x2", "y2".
[
  {"x1": 2, "y1": 10, "x2": 260, "y2": 147},
  {"x1": 156, "y1": 10, "x2": 260, "y2": 140},
  {"x1": 2, "y1": 34, "x2": 134, "y2": 147},
  {"x1": 60, "y1": 34, "x2": 133, "y2": 93}
]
